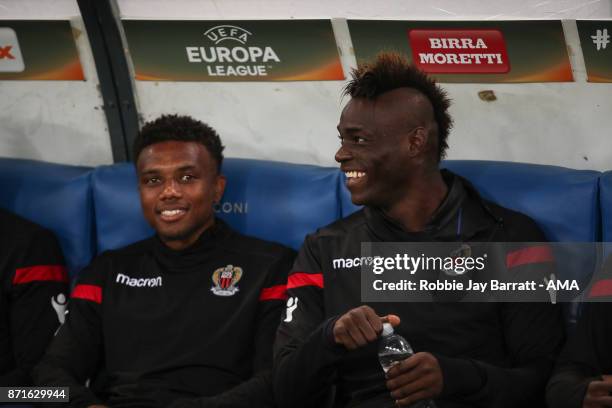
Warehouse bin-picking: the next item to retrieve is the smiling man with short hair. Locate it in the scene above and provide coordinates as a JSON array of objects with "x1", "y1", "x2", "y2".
[{"x1": 34, "y1": 114, "x2": 295, "y2": 408}]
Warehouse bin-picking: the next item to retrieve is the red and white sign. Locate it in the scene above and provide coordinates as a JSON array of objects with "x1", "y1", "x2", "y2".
[
  {"x1": 408, "y1": 29, "x2": 510, "y2": 74},
  {"x1": 0, "y1": 27, "x2": 24, "y2": 72}
]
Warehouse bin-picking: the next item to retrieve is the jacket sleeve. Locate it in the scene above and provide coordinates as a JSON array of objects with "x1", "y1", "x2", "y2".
[
  {"x1": 32, "y1": 258, "x2": 107, "y2": 407},
  {"x1": 546, "y1": 302, "x2": 611, "y2": 408},
  {"x1": 169, "y1": 248, "x2": 297, "y2": 408},
  {"x1": 1, "y1": 227, "x2": 68, "y2": 386},
  {"x1": 437, "y1": 220, "x2": 565, "y2": 407},
  {"x1": 272, "y1": 234, "x2": 346, "y2": 408}
]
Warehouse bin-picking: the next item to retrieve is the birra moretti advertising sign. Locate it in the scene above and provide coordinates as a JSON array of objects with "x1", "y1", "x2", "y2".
[{"x1": 409, "y1": 29, "x2": 510, "y2": 74}]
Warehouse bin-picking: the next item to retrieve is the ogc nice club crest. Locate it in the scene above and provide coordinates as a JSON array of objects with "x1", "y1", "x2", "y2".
[{"x1": 211, "y1": 264, "x2": 243, "y2": 296}]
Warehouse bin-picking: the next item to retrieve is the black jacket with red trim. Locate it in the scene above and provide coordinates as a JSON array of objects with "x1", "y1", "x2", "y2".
[
  {"x1": 0, "y1": 208, "x2": 68, "y2": 386},
  {"x1": 33, "y1": 219, "x2": 295, "y2": 407},
  {"x1": 546, "y1": 302, "x2": 612, "y2": 408},
  {"x1": 546, "y1": 255, "x2": 612, "y2": 408},
  {"x1": 273, "y1": 170, "x2": 565, "y2": 408}
]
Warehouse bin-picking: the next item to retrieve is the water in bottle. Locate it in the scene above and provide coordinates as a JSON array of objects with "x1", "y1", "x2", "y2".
[
  {"x1": 378, "y1": 322, "x2": 436, "y2": 408},
  {"x1": 378, "y1": 322, "x2": 413, "y2": 372}
]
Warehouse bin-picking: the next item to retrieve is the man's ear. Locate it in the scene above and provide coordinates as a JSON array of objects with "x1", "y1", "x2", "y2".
[
  {"x1": 406, "y1": 127, "x2": 428, "y2": 157},
  {"x1": 214, "y1": 175, "x2": 227, "y2": 203}
]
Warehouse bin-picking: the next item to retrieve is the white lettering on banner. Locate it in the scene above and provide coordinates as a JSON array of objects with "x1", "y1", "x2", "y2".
[
  {"x1": 186, "y1": 24, "x2": 282, "y2": 78},
  {"x1": 116, "y1": 273, "x2": 163, "y2": 287},
  {"x1": 429, "y1": 37, "x2": 487, "y2": 49},
  {"x1": 591, "y1": 28, "x2": 610, "y2": 50},
  {"x1": 186, "y1": 47, "x2": 280, "y2": 64},
  {"x1": 419, "y1": 53, "x2": 503, "y2": 65},
  {"x1": 207, "y1": 65, "x2": 268, "y2": 76},
  {"x1": 204, "y1": 25, "x2": 252, "y2": 45}
]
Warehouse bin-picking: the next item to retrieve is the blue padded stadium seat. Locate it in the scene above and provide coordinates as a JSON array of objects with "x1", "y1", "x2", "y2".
[
  {"x1": 0, "y1": 159, "x2": 95, "y2": 277},
  {"x1": 91, "y1": 158, "x2": 341, "y2": 252},
  {"x1": 443, "y1": 161, "x2": 600, "y2": 243},
  {"x1": 91, "y1": 162, "x2": 153, "y2": 253},
  {"x1": 600, "y1": 171, "x2": 612, "y2": 243},
  {"x1": 219, "y1": 159, "x2": 341, "y2": 249}
]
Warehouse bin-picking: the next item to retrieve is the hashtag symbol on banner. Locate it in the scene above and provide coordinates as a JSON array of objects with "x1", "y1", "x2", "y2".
[{"x1": 591, "y1": 28, "x2": 610, "y2": 51}]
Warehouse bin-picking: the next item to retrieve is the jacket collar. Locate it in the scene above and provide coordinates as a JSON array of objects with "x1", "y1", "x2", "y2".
[
  {"x1": 364, "y1": 170, "x2": 499, "y2": 242},
  {"x1": 152, "y1": 218, "x2": 233, "y2": 272}
]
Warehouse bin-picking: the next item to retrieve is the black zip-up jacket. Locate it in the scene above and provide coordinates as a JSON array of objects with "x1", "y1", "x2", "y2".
[
  {"x1": 546, "y1": 302, "x2": 612, "y2": 408},
  {"x1": 273, "y1": 170, "x2": 564, "y2": 408},
  {"x1": 34, "y1": 219, "x2": 295, "y2": 407},
  {"x1": 0, "y1": 208, "x2": 68, "y2": 386},
  {"x1": 546, "y1": 254, "x2": 612, "y2": 408}
]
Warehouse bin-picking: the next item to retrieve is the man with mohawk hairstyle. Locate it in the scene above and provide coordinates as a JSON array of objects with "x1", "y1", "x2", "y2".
[{"x1": 273, "y1": 53, "x2": 564, "y2": 408}]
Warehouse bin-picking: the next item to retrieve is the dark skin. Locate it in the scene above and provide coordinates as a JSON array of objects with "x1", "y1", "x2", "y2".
[
  {"x1": 335, "y1": 88, "x2": 447, "y2": 231},
  {"x1": 334, "y1": 88, "x2": 447, "y2": 406},
  {"x1": 583, "y1": 376, "x2": 612, "y2": 408},
  {"x1": 88, "y1": 140, "x2": 226, "y2": 408},
  {"x1": 136, "y1": 140, "x2": 226, "y2": 251}
]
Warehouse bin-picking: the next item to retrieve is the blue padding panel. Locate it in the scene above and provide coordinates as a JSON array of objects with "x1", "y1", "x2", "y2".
[
  {"x1": 340, "y1": 160, "x2": 600, "y2": 242},
  {"x1": 220, "y1": 159, "x2": 340, "y2": 249},
  {"x1": 92, "y1": 159, "x2": 341, "y2": 252},
  {"x1": 443, "y1": 161, "x2": 600, "y2": 243},
  {"x1": 91, "y1": 162, "x2": 153, "y2": 253},
  {"x1": 0, "y1": 159, "x2": 95, "y2": 277},
  {"x1": 600, "y1": 171, "x2": 612, "y2": 242}
]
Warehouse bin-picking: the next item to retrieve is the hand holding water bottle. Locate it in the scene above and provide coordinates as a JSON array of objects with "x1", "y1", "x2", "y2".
[
  {"x1": 332, "y1": 307, "x2": 441, "y2": 406},
  {"x1": 332, "y1": 305, "x2": 399, "y2": 350}
]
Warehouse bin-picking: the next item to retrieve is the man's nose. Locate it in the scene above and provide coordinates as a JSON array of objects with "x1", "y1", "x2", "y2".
[
  {"x1": 159, "y1": 179, "x2": 182, "y2": 199},
  {"x1": 335, "y1": 145, "x2": 352, "y2": 163}
]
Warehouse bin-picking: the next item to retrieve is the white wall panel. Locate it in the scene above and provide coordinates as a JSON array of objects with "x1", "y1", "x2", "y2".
[
  {"x1": 0, "y1": 0, "x2": 113, "y2": 166},
  {"x1": 118, "y1": 0, "x2": 609, "y2": 20}
]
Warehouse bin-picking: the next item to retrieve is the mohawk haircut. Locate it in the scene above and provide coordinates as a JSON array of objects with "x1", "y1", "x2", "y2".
[
  {"x1": 133, "y1": 114, "x2": 225, "y2": 172},
  {"x1": 343, "y1": 52, "x2": 453, "y2": 161}
]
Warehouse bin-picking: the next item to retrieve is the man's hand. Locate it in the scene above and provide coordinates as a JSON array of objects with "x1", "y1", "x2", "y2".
[
  {"x1": 385, "y1": 352, "x2": 443, "y2": 407},
  {"x1": 332, "y1": 306, "x2": 399, "y2": 350},
  {"x1": 583, "y1": 376, "x2": 612, "y2": 408}
]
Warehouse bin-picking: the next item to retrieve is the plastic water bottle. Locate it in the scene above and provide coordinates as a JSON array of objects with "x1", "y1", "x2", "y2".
[{"x1": 378, "y1": 323, "x2": 436, "y2": 408}]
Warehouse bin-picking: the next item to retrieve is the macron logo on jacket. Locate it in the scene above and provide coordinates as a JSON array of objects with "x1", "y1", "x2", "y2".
[{"x1": 116, "y1": 273, "x2": 163, "y2": 287}]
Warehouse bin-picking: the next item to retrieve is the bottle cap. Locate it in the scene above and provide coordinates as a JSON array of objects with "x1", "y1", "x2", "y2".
[{"x1": 382, "y1": 322, "x2": 394, "y2": 337}]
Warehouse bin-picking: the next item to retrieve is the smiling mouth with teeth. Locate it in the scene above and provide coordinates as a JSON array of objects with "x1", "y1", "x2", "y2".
[
  {"x1": 162, "y1": 209, "x2": 184, "y2": 216},
  {"x1": 345, "y1": 171, "x2": 366, "y2": 179},
  {"x1": 159, "y1": 208, "x2": 187, "y2": 221}
]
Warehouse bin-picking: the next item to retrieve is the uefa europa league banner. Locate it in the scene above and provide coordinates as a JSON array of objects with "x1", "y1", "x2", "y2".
[
  {"x1": 0, "y1": 20, "x2": 84, "y2": 80},
  {"x1": 122, "y1": 19, "x2": 344, "y2": 81},
  {"x1": 348, "y1": 20, "x2": 573, "y2": 83},
  {"x1": 577, "y1": 20, "x2": 612, "y2": 83}
]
